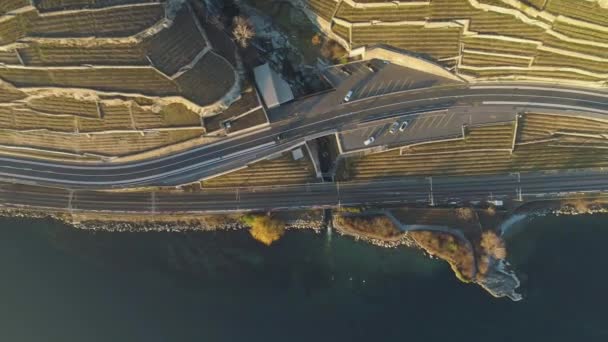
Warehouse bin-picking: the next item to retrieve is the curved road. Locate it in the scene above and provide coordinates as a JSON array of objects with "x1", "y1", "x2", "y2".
[{"x1": 1, "y1": 83, "x2": 607, "y2": 188}]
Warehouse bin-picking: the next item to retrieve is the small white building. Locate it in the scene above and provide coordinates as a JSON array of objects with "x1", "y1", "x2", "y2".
[
  {"x1": 291, "y1": 148, "x2": 304, "y2": 161},
  {"x1": 253, "y1": 63, "x2": 294, "y2": 109},
  {"x1": 488, "y1": 200, "x2": 504, "y2": 207}
]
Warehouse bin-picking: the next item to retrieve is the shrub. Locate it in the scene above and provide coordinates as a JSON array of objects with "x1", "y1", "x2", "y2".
[
  {"x1": 486, "y1": 205, "x2": 496, "y2": 216},
  {"x1": 321, "y1": 39, "x2": 347, "y2": 62},
  {"x1": 311, "y1": 33, "x2": 322, "y2": 46},
  {"x1": 409, "y1": 230, "x2": 475, "y2": 282},
  {"x1": 335, "y1": 214, "x2": 401, "y2": 238},
  {"x1": 338, "y1": 206, "x2": 362, "y2": 214},
  {"x1": 480, "y1": 231, "x2": 507, "y2": 260},
  {"x1": 245, "y1": 214, "x2": 285, "y2": 246},
  {"x1": 456, "y1": 207, "x2": 475, "y2": 221}
]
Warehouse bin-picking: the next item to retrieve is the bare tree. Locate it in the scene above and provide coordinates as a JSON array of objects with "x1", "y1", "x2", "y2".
[{"x1": 232, "y1": 16, "x2": 255, "y2": 48}]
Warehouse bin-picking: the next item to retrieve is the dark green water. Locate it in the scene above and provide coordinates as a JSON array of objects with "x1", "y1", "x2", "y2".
[{"x1": 1, "y1": 214, "x2": 607, "y2": 342}]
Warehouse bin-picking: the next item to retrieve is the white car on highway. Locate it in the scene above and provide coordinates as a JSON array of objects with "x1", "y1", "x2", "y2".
[
  {"x1": 343, "y1": 90, "x2": 353, "y2": 102},
  {"x1": 363, "y1": 136, "x2": 375, "y2": 146}
]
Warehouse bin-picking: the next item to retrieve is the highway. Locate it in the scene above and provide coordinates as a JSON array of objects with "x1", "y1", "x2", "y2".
[
  {"x1": 1, "y1": 169, "x2": 607, "y2": 213},
  {"x1": 1, "y1": 82, "x2": 608, "y2": 188}
]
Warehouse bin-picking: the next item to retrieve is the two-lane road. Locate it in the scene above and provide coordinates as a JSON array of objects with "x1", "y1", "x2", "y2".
[{"x1": 1, "y1": 83, "x2": 607, "y2": 188}]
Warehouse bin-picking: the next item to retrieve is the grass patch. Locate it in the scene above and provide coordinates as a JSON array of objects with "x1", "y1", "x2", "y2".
[
  {"x1": 409, "y1": 230, "x2": 475, "y2": 283},
  {"x1": 334, "y1": 213, "x2": 402, "y2": 239}
]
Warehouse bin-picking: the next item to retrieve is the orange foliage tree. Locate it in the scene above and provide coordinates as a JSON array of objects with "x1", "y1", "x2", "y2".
[
  {"x1": 243, "y1": 214, "x2": 285, "y2": 246},
  {"x1": 480, "y1": 231, "x2": 507, "y2": 259},
  {"x1": 476, "y1": 230, "x2": 508, "y2": 279},
  {"x1": 311, "y1": 33, "x2": 322, "y2": 46}
]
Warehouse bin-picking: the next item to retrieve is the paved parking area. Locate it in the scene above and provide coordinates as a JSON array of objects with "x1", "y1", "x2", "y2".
[
  {"x1": 323, "y1": 59, "x2": 456, "y2": 102},
  {"x1": 338, "y1": 108, "x2": 516, "y2": 152},
  {"x1": 340, "y1": 110, "x2": 460, "y2": 152},
  {"x1": 269, "y1": 59, "x2": 460, "y2": 123}
]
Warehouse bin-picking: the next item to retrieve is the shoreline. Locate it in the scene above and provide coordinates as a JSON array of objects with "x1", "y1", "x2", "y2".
[
  {"x1": 2, "y1": 201, "x2": 608, "y2": 301},
  {"x1": 0, "y1": 207, "x2": 325, "y2": 234},
  {"x1": 3, "y1": 196, "x2": 608, "y2": 233},
  {"x1": 3, "y1": 196, "x2": 607, "y2": 237}
]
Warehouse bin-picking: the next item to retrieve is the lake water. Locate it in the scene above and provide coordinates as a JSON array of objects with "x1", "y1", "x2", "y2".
[{"x1": 1, "y1": 214, "x2": 607, "y2": 342}]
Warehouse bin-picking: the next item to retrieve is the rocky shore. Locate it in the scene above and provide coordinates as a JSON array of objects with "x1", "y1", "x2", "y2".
[
  {"x1": 477, "y1": 258, "x2": 522, "y2": 301},
  {"x1": 331, "y1": 208, "x2": 525, "y2": 300},
  {"x1": 0, "y1": 207, "x2": 324, "y2": 234},
  {"x1": 333, "y1": 227, "x2": 417, "y2": 249}
]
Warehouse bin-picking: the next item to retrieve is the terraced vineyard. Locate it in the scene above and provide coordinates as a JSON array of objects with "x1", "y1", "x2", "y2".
[
  {"x1": 517, "y1": 113, "x2": 608, "y2": 147},
  {"x1": 306, "y1": 0, "x2": 338, "y2": 21},
  {"x1": 0, "y1": 128, "x2": 203, "y2": 156},
  {"x1": 29, "y1": 4, "x2": 164, "y2": 37},
  {"x1": 545, "y1": 0, "x2": 608, "y2": 26},
  {"x1": 203, "y1": 150, "x2": 318, "y2": 188},
  {"x1": 17, "y1": 40, "x2": 149, "y2": 66},
  {"x1": 403, "y1": 122, "x2": 515, "y2": 155},
  {"x1": 304, "y1": 0, "x2": 608, "y2": 85},
  {"x1": 351, "y1": 25, "x2": 462, "y2": 60},
  {"x1": 0, "y1": 0, "x2": 241, "y2": 160},
  {"x1": 338, "y1": 116, "x2": 608, "y2": 180}
]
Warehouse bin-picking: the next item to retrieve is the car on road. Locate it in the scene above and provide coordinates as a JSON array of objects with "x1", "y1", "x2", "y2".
[
  {"x1": 275, "y1": 133, "x2": 284, "y2": 142},
  {"x1": 389, "y1": 122, "x2": 399, "y2": 134},
  {"x1": 340, "y1": 66, "x2": 352, "y2": 76},
  {"x1": 343, "y1": 90, "x2": 353, "y2": 102},
  {"x1": 399, "y1": 121, "x2": 409, "y2": 132},
  {"x1": 365, "y1": 63, "x2": 378, "y2": 73},
  {"x1": 363, "y1": 136, "x2": 375, "y2": 146},
  {"x1": 382, "y1": 60, "x2": 390, "y2": 65}
]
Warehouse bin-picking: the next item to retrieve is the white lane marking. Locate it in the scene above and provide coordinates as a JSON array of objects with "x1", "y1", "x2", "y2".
[
  {"x1": 374, "y1": 81, "x2": 386, "y2": 96},
  {"x1": 357, "y1": 83, "x2": 370, "y2": 97},
  {"x1": 389, "y1": 80, "x2": 399, "y2": 93},
  {"x1": 0, "y1": 126, "x2": 273, "y2": 172},
  {"x1": 434, "y1": 113, "x2": 448, "y2": 127},
  {"x1": 361, "y1": 127, "x2": 372, "y2": 137},
  {"x1": 426, "y1": 115, "x2": 440, "y2": 128},
  {"x1": 442, "y1": 113, "x2": 455, "y2": 128},
  {"x1": 408, "y1": 118, "x2": 422, "y2": 133},
  {"x1": 415, "y1": 117, "x2": 431, "y2": 131},
  {"x1": 471, "y1": 85, "x2": 608, "y2": 98},
  {"x1": 0, "y1": 142, "x2": 277, "y2": 186},
  {"x1": 392, "y1": 79, "x2": 405, "y2": 92},
  {"x1": 357, "y1": 84, "x2": 368, "y2": 98},
  {"x1": 482, "y1": 101, "x2": 608, "y2": 114},
  {"x1": 3, "y1": 91, "x2": 606, "y2": 178},
  {"x1": 393, "y1": 80, "x2": 405, "y2": 90},
  {"x1": 385, "y1": 80, "x2": 395, "y2": 93},
  {"x1": 365, "y1": 83, "x2": 379, "y2": 97}
]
